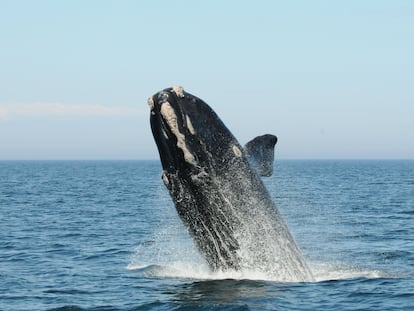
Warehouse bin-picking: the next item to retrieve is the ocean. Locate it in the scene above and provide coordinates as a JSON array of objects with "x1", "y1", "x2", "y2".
[{"x1": 1, "y1": 160, "x2": 413, "y2": 310}]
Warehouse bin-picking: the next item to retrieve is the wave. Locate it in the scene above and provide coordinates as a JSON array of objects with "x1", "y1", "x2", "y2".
[
  {"x1": 309, "y1": 262, "x2": 395, "y2": 281},
  {"x1": 48, "y1": 303, "x2": 251, "y2": 311}
]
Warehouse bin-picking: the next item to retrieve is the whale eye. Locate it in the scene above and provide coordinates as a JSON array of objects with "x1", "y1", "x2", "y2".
[{"x1": 191, "y1": 166, "x2": 209, "y2": 183}]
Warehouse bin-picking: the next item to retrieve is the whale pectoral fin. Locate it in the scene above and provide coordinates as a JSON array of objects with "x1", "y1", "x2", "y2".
[{"x1": 244, "y1": 134, "x2": 278, "y2": 177}]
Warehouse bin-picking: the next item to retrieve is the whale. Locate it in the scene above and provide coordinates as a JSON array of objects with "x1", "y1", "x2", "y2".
[
  {"x1": 245, "y1": 134, "x2": 278, "y2": 177},
  {"x1": 148, "y1": 86, "x2": 313, "y2": 281}
]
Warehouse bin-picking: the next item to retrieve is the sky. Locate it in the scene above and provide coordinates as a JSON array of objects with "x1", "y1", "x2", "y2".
[{"x1": 0, "y1": 0, "x2": 413, "y2": 160}]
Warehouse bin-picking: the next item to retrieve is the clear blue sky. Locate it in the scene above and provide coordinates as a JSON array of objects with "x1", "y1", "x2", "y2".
[{"x1": 0, "y1": 0, "x2": 413, "y2": 159}]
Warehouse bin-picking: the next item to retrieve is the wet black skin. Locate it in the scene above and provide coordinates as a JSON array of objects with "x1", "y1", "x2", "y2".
[
  {"x1": 149, "y1": 87, "x2": 273, "y2": 271},
  {"x1": 148, "y1": 88, "x2": 308, "y2": 276},
  {"x1": 245, "y1": 134, "x2": 278, "y2": 177}
]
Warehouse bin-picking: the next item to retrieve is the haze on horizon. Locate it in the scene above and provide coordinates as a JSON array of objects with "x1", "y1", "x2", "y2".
[{"x1": 1, "y1": 1, "x2": 413, "y2": 160}]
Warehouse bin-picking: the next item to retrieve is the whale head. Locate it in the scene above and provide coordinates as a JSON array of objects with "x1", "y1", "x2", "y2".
[{"x1": 149, "y1": 86, "x2": 244, "y2": 183}]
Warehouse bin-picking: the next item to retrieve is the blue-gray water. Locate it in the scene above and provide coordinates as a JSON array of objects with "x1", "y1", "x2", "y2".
[{"x1": 1, "y1": 160, "x2": 413, "y2": 310}]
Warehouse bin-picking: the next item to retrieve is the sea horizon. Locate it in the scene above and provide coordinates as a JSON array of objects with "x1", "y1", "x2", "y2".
[{"x1": 1, "y1": 158, "x2": 413, "y2": 162}]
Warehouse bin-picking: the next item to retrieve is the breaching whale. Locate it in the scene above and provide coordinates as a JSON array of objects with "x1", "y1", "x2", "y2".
[
  {"x1": 245, "y1": 134, "x2": 278, "y2": 177},
  {"x1": 148, "y1": 86, "x2": 313, "y2": 281}
]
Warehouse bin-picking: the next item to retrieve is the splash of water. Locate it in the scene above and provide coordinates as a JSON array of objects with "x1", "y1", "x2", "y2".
[
  {"x1": 205, "y1": 166, "x2": 315, "y2": 282},
  {"x1": 132, "y1": 169, "x2": 315, "y2": 282},
  {"x1": 127, "y1": 258, "x2": 392, "y2": 283},
  {"x1": 127, "y1": 198, "x2": 392, "y2": 282}
]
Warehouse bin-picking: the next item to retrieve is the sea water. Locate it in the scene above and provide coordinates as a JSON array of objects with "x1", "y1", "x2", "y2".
[{"x1": 0, "y1": 160, "x2": 413, "y2": 310}]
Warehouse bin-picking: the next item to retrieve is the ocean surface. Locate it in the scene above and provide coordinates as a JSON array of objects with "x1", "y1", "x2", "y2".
[{"x1": 1, "y1": 160, "x2": 413, "y2": 310}]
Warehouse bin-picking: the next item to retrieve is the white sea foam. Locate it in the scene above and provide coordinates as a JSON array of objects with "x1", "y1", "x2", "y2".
[
  {"x1": 126, "y1": 259, "x2": 392, "y2": 282},
  {"x1": 127, "y1": 190, "x2": 395, "y2": 283},
  {"x1": 127, "y1": 261, "x2": 273, "y2": 281},
  {"x1": 310, "y1": 262, "x2": 393, "y2": 281},
  {"x1": 127, "y1": 225, "x2": 391, "y2": 282}
]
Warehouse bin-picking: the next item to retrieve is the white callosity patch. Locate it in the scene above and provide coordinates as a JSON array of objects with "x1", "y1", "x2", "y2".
[
  {"x1": 186, "y1": 115, "x2": 196, "y2": 135},
  {"x1": 148, "y1": 96, "x2": 156, "y2": 115},
  {"x1": 162, "y1": 171, "x2": 169, "y2": 186},
  {"x1": 147, "y1": 96, "x2": 155, "y2": 109},
  {"x1": 172, "y1": 85, "x2": 185, "y2": 98},
  {"x1": 160, "y1": 102, "x2": 197, "y2": 165},
  {"x1": 232, "y1": 145, "x2": 242, "y2": 157}
]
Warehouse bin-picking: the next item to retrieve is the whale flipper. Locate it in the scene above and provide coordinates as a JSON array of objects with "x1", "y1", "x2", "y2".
[{"x1": 244, "y1": 134, "x2": 278, "y2": 177}]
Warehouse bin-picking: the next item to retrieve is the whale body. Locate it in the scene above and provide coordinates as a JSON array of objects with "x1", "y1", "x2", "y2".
[{"x1": 148, "y1": 86, "x2": 313, "y2": 281}]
